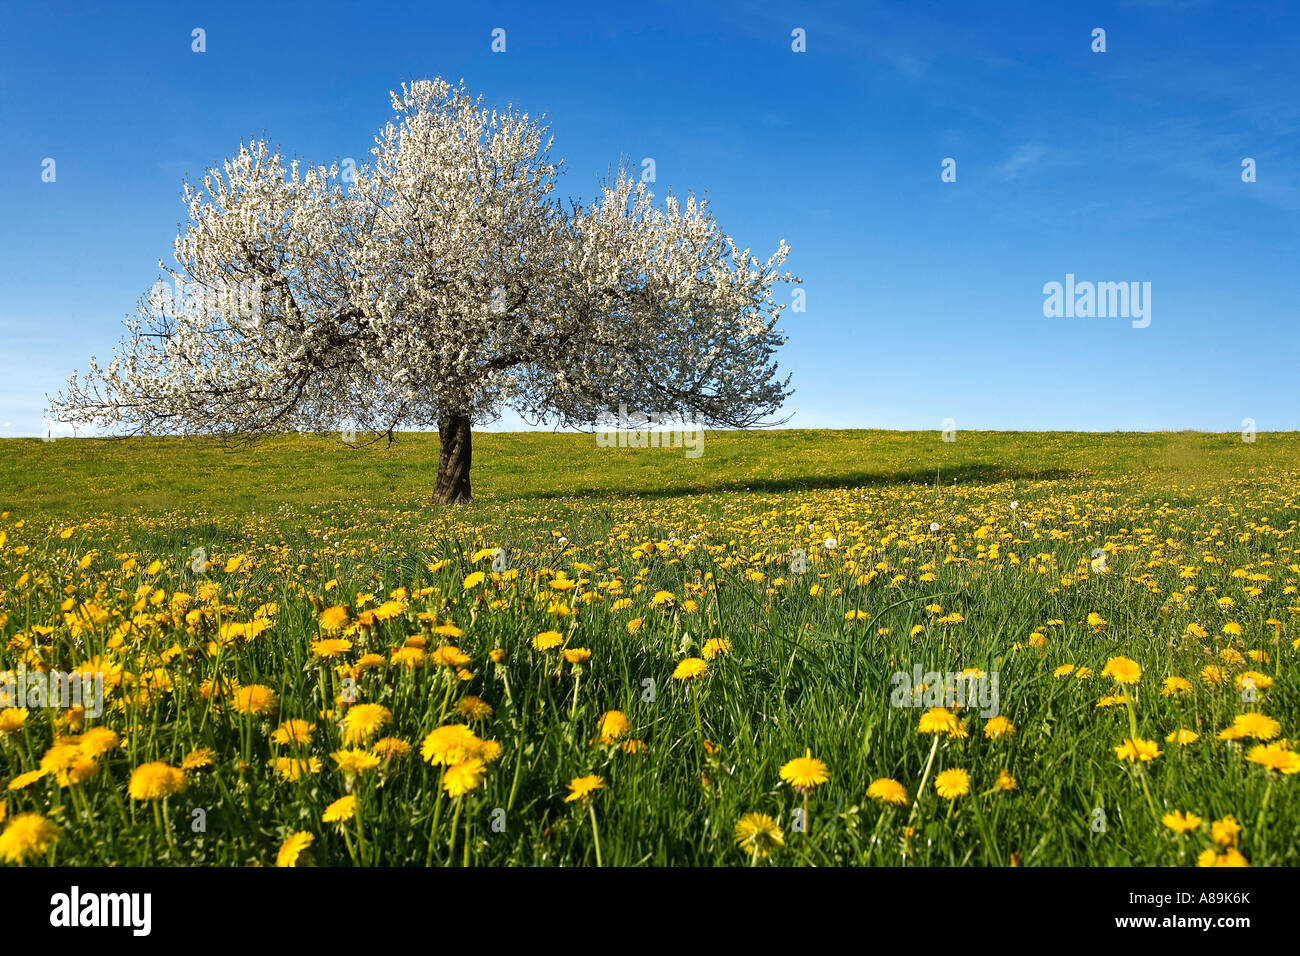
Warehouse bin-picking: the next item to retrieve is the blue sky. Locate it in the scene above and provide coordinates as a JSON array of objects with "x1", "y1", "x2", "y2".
[{"x1": 1, "y1": 0, "x2": 1297, "y2": 435}]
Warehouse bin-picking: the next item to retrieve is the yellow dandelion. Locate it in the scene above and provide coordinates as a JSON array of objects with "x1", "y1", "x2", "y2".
[
  {"x1": 270, "y1": 718, "x2": 315, "y2": 747},
  {"x1": 1231, "y1": 712, "x2": 1281, "y2": 741},
  {"x1": 456, "y1": 696, "x2": 494, "y2": 721},
  {"x1": 1245, "y1": 742, "x2": 1300, "y2": 774},
  {"x1": 734, "y1": 812, "x2": 784, "y2": 859},
  {"x1": 866, "y1": 778, "x2": 908, "y2": 805},
  {"x1": 443, "y1": 759, "x2": 486, "y2": 797},
  {"x1": 317, "y1": 605, "x2": 352, "y2": 634},
  {"x1": 1114, "y1": 738, "x2": 1162, "y2": 763},
  {"x1": 779, "y1": 750, "x2": 829, "y2": 791},
  {"x1": 181, "y1": 748, "x2": 216, "y2": 772},
  {"x1": 564, "y1": 774, "x2": 606, "y2": 802},
  {"x1": 596, "y1": 710, "x2": 630, "y2": 745},
  {"x1": 430, "y1": 645, "x2": 471, "y2": 668},
  {"x1": 1101, "y1": 656, "x2": 1142, "y2": 685},
  {"x1": 1162, "y1": 810, "x2": 1202, "y2": 834},
  {"x1": 1211, "y1": 816, "x2": 1241, "y2": 847},
  {"x1": 231, "y1": 684, "x2": 278, "y2": 716},
  {"x1": 322, "y1": 795, "x2": 357, "y2": 823},
  {"x1": 330, "y1": 748, "x2": 381, "y2": 775},
  {"x1": 371, "y1": 737, "x2": 411, "y2": 760},
  {"x1": 984, "y1": 716, "x2": 1016, "y2": 739},
  {"x1": 701, "y1": 638, "x2": 732, "y2": 659},
  {"x1": 340, "y1": 703, "x2": 391, "y2": 744},
  {"x1": 672, "y1": 657, "x2": 707, "y2": 680},
  {"x1": 934, "y1": 768, "x2": 970, "y2": 799},
  {"x1": 276, "y1": 831, "x2": 313, "y2": 867},
  {"x1": 421, "y1": 724, "x2": 482, "y2": 766},
  {"x1": 127, "y1": 762, "x2": 187, "y2": 800},
  {"x1": 533, "y1": 630, "x2": 564, "y2": 652},
  {"x1": 0, "y1": 812, "x2": 61, "y2": 864}
]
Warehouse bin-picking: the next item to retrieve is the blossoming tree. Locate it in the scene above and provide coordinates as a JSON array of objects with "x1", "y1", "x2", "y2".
[{"x1": 50, "y1": 78, "x2": 798, "y2": 503}]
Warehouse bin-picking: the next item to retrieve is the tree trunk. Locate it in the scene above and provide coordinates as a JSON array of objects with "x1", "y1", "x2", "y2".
[{"x1": 433, "y1": 411, "x2": 473, "y2": 505}]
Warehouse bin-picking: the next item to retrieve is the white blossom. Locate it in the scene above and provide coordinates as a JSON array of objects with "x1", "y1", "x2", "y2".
[{"x1": 50, "y1": 78, "x2": 798, "y2": 498}]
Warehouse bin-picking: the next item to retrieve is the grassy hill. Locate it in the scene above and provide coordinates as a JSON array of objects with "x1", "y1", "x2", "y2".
[{"x1": 0, "y1": 430, "x2": 1296, "y2": 866}]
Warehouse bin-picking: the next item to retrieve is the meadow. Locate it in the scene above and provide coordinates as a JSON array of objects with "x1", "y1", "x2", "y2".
[{"x1": 0, "y1": 429, "x2": 1297, "y2": 866}]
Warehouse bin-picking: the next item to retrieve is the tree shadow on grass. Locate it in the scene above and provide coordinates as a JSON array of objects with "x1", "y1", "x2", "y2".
[{"x1": 502, "y1": 463, "x2": 1084, "y2": 502}]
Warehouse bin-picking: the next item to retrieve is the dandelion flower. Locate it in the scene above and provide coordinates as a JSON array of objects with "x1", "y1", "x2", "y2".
[
  {"x1": 421, "y1": 724, "x2": 482, "y2": 766},
  {"x1": 276, "y1": 831, "x2": 313, "y2": 867},
  {"x1": 271, "y1": 757, "x2": 321, "y2": 780},
  {"x1": 181, "y1": 748, "x2": 217, "y2": 772},
  {"x1": 270, "y1": 718, "x2": 315, "y2": 747},
  {"x1": 934, "y1": 768, "x2": 970, "y2": 799},
  {"x1": 1200, "y1": 665, "x2": 1226, "y2": 686},
  {"x1": 734, "y1": 812, "x2": 784, "y2": 858},
  {"x1": 701, "y1": 638, "x2": 732, "y2": 659},
  {"x1": 672, "y1": 658, "x2": 707, "y2": 680},
  {"x1": 322, "y1": 795, "x2": 356, "y2": 823},
  {"x1": 1211, "y1": 816, "x2": 1241, "y2": 847},
  {"x1": 77, "y1": 727, "x2": 119, "y2": 758},
  {"x1": 340, "y1": 704, "x2": 391, "y2": 744},
  {"x1": 866, "y1": 778, "x2": 908, "y2": 805},
  {"x1": 1231, "y1": 712, "x2": 1281, "y2": 741},
  {"x1": 311, "y1": 636, "x2": 352, "y2": 658},
  {"x1": 443, "y1": 759, "x2": 486, "y2": 797},
  {"x1": 564, "y1": 774, "x2": 606, "y2": 802},
  {"x1": 1101, "y1": 656, "x2": 1142, "y2": 685},
  {"x1": 371, "y1": 737, "x2": 412, "y2": 761},
  {"x1": 596, "y1": 710, "x2": 630, "y2": 745},
  {"x1": 456, "y1": 696, "x2": 494, "y2": 720},
  {"x1": 317, "y1": 606, "x2": 352, "y2": 633},
  {"x1": 128, "y1": 762, "x2": 187, "y2": 800},
  {"x1": 1245, "y1": 742, "x2": 1300, "y2": 774},
  {"x1": 0, "y1": 812, "x2": 61, "y2": 864},
  {"x1": 779, "y1": 750, "x2": 829, "y2": 791},
  {"x1": 1114, "y1": 738, "x2": 1162, "y2": 763},
  {"x1": 430, "y1": 645, "x2": 471, "y2": 668},
  {"x1": 0, "y1": 709, "x2": 29, "y2": 733},
  {"x1": 6, "y1": 769, "x2": 46, "y2": 791},
  {"x1": 1236, "y1": 671, "x2": 1273, "y2": 692},
  {"x1": 918, "y1": 707, "x2": 963, "y2": 737},
  {"x1": 533, "y1": 630, "x2": 564, "y2": 652},
  {"x1": 984, "y1": 716, "x2": 1016, "y2": 739},
  {"x1": 232, "y1": 684, "x2": 278, "y2": 716},
  {"x1": 331, "y1": 749, "x2": 381, "y2": 775},
  {"x1": 1162, "y1": 810, "x2": 1202, "y2": 834},
  {"x1": 390, "y1": 646, "x2": 425, "y2": 669}
]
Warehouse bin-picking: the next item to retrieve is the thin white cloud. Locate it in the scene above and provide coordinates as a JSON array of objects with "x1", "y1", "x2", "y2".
[{"x1": 997, "y1": 144, "x2": 1047, "y2": 181}]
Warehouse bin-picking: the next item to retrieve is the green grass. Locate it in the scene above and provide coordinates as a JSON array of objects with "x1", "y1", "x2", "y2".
[{"x1": 0, "y1": 429, "x2": 1297, "y2": 866}]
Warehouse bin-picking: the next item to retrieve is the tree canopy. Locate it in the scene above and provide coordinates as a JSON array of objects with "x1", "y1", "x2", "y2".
[{"x1": 50, "y1": 77, "x2": 799, "y2": 502}]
